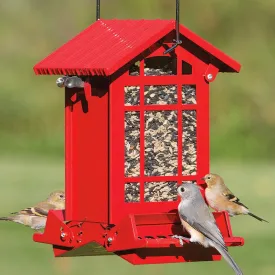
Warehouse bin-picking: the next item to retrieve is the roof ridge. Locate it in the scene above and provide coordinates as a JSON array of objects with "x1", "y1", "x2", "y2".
[{"x1": 34, "y1": 19, "x2": 240, "y2": 76}]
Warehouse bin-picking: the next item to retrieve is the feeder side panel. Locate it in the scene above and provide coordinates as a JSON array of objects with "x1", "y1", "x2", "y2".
[
  {"x1": 65, "y1": 83, "x2": 109, "y2": 222},
  {"x1": 109, "y1": 72, "x2": 175, "y2": 225},
  {"x1": 183, "y1": 44, "x2": 210, "y2": 186},
  {"x1": 196, "y1": 74, "x2": 210, "y2": 187},
  {"x1": 109, "y1": 77, "x2": 125, "y2": 225},
  {"x1": 176, "y1": 45, "x2": 210, "y2": 185},
  {"x1": 108, "y1": 38, "x2": 219, "y2": 225}
]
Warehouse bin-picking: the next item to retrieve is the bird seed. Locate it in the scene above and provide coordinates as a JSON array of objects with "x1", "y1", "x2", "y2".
[
  {"x1": 182, "y1": 85, "x2": 196, "y2": 104},
  {"x1": 145, "y1": 110, "x2": 178, "y2": 176},
  {"x1": 182, "y1": 110, "x2": 197, "y2": 175},
  {"x1": 144, "y1": 181, "x2": 177, "y2": 202},
  {"x1": 124, "y1": 66, "x2": 197, "y2": 202},
  {"x1": 125, "y1": 183, "x2": 140, "y2": 202},
  {"x1": 124, "y1": 112, "x2": 140, "y2": 177},
  {"x1": 124, "y1": 86, "x2": 140, "y2": 106},
  {"x1": 145, "y1": 85, "x2": 177, "y2": 105}
]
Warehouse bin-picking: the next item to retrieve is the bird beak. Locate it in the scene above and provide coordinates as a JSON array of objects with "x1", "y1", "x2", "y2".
[
  {"x1": 201, "y1": 177, "x2": 206, "y2": 181},
  {"x1": 193, "y1": 182, "x2": 204, "y2": 190}
]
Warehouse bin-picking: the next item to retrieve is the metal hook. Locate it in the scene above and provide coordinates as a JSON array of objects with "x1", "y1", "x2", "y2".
[
  {"x1": 164, "y1": 0, "x2": 182, "y2": 54},
  {"x1": 96, "y1": 0, "x2": 100, "y2": 20}
]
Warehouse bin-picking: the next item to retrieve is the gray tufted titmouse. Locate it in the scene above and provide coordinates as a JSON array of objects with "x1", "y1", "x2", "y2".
[{"x1": 173, "y1": 183, "x2": 243, "y2": 275}]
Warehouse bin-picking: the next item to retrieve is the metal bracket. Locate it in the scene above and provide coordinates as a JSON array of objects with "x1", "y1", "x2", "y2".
[
  {"x1": 56, "y1": 76, "x2": 85, "y2": 88},
  {"x1": 204, "y1": 64, "x2": 219, "y2": 82},
  {"x1": 33, "y1": 210, "x2": 75, "y2": 248}
]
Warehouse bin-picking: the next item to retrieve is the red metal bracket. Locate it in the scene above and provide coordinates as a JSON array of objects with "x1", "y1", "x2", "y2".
[
  {"x1": 33, "y1": 210, "x2": 75, "y2": 248},
  {"x1": 204, "y1": 64, "x2": 219, "y2": 82}
]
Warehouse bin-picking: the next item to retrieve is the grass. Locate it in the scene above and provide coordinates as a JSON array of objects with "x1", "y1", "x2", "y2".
[{"x1": 0, "y1": 156, "x2": 274, "y2": 275}]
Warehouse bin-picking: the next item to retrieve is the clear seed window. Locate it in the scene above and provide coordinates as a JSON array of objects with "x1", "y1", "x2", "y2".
[
  {"x1": 125, "y1": 57, "x2": 197, "y2": 203},
  {"x1": 124, "y1": 111, "x2": 140, "y2": 177},
  {"x1": 145, "y1": 85, "x2": 177, "y2": 105},
  {"x1": 144, "y1": 181, "x2": 178, "y2": 202},
  {"x1": 145, "y1": 111, "x2": 178, "y2": 177}
]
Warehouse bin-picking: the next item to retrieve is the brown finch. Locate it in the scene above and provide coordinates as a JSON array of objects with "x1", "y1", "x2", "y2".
[
  {"x1": 202, "y1": 173, "x2": 268, "y2": 222},
  {"x1": 0, "y1": 190, "x2": 65, "y2": 230}
]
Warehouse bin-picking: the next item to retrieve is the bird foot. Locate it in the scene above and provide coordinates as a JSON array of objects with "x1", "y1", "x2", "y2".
[{"x1": 171, "y1": 235, "x2": 190, "y2": 246}]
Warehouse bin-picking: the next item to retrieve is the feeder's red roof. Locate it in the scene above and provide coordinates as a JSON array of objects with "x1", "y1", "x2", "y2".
[{"x1": 34, "y1": 19, "x2": 241, "y2": 76}]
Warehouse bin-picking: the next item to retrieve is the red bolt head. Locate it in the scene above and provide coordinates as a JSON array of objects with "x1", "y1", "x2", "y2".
[{"x1": 60, "y1": 232, "x2": 67, "y2": 240}]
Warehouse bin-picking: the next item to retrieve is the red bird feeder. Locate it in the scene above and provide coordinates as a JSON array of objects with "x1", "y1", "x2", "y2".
[{"x1": 33, "y1": 2, "x2": 244, "y2": 265}]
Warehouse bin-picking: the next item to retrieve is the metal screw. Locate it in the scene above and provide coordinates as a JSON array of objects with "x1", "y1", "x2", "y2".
[
  {"x1": 207, "y1": 74, "x2": 213, "y2": 80},
  {"x1": 56, "y1": 77, "x2": 65, "y2": 88},
  {"x1": 107, "y1": 237, "x2": 113, "y2": 243},
  {"x1": 61, "y1": 232, "x2": 67, "y2": 238}
]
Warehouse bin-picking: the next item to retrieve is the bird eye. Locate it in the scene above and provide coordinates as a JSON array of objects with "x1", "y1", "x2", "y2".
[
  {"x1": 180, "y1": 187, "x2": 185, "y2": 192},
  {"x1": 60, "y1": 194, "x2": 64, "y2": 198},
  {"x1": 207, "y1": 176, "x2": 211, "y2": 180}
]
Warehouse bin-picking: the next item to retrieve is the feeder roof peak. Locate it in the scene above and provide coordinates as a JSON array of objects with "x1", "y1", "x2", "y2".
[{"x1": 34, "y1": 19, "x2": 240, "y2": 76}]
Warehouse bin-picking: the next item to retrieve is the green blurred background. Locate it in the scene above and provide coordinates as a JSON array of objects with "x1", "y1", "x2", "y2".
[{"x1": 0, "y1": 0, "x2": 274, "y2": 274}]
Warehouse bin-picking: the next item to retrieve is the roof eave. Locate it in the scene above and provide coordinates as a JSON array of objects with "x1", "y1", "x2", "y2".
[
  {"x1": 179, "y1": 25, "x2": 241, "y2": 73},
  {"x1": 33, "y1": 20, "x2": 241, "y2": 76}
]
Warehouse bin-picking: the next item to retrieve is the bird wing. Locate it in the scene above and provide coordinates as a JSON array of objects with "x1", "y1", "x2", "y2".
[
  {"x1": 222, "y1": 187, "x2": 248, "y2": 209},
  {"x1": 11, "y1": 202, "x2": 57, "y2": 217},
  {"x1": 179, "y1": 200, "x2": 227, "y2": 251}
]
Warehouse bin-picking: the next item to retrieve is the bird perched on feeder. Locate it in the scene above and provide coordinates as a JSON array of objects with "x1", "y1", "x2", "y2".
[
  {"x1": 0, "y1": 190, "x2": 65, "y2": 230},
  {"x1": 173, "y1": 183, "x2": 243, "y2": 275},
  {"x1": 202, "y1": 173, "x2": 268, "y2": 222}
]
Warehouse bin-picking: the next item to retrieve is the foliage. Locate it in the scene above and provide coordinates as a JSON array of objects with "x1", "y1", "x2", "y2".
[{"x1": 0, "y1": 0, "x2": 274, "y2": 160}]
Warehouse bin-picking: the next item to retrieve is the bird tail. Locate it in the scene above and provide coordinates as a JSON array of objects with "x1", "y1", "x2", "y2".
[
  {"x1": 210, "y1": 241, "x2": 243, "y2": 275},
  {"x1": 0, "y1": 217, "x2": 12, "y2": 221},
  {"x1": 248, "y1": 212, "x2": 268, "y2": 223}
]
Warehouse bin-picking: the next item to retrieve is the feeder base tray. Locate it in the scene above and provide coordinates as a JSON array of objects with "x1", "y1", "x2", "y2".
[{"x1": 33, "y1": 210, "x2": 244, "y2": 264}]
